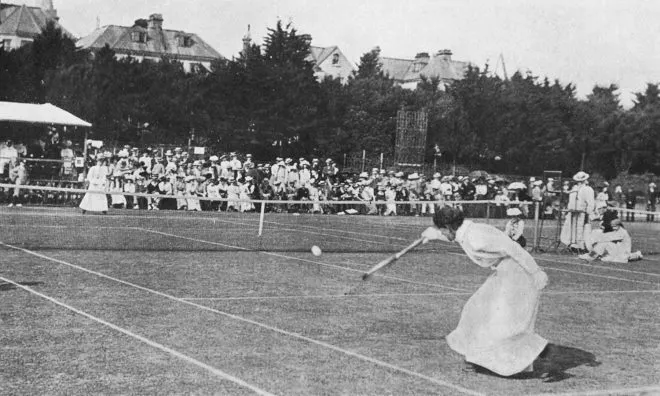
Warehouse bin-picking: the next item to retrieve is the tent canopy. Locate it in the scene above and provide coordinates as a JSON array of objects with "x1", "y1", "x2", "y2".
[{"x1": 0, "y1": 102, "x2": 92, "y2": 128}]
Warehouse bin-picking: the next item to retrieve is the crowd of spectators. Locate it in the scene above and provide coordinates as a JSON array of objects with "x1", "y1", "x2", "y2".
[{"x1": 1, "y1": 142, "x2": 659, "y2": 221}]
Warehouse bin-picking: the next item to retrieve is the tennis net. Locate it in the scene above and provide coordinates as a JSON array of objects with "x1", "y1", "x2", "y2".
[{"x1": 1, "y1": 183, "x2": 657, "y2": 255}]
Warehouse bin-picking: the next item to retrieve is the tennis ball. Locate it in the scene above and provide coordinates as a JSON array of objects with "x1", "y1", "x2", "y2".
[{"x1": 311, "y1": 245, "x2": 322, "y2": 256}]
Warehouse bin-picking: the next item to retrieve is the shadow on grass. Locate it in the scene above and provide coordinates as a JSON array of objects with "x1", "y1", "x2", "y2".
[
  {"x1": 0, "y1": 281, "x2": 44, "y2": 292},
  {"x1": 469, "y1": 343, "x2": 601, "y2": 383}
]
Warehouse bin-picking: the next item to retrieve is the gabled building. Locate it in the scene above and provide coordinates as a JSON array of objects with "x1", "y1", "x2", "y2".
[
  {"x1": 76, "y1": 13, "x2": 223, "y2": 72},
  {"x1": 240, "y1": 26, "x2": 354, "y2": 84},
  {"x1": 377, "y1": 47, "x2": 470, "y2": 90},
  {"x1": 0, "y1": 0, "x2": 72, "y2": 50},
  {"x1": 307, "y1": 45, "x2": 354, "y2": 84}
]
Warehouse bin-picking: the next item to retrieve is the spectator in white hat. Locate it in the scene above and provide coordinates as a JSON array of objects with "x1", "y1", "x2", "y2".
[
  {"x1": 79, "y1": 157, "x2": 109, "y2": 214},
  {"x1": 240, "y1": 176, "x2": 256, "y2": 212},
  {"x1": 505, "y1": 207, "x2": 526, "y2": 247},
  {"x1": 7, "y1": 160, "x2": 27, "y2": 207},
  {"x1": 225, "y1": 177, "x2": 241, "y2": 212},
  {"x1": 229, "y1": 152, "x2": 242, "y2": 180},
  {"x1": 209, "y1": 155, "x2": 220, "y2": 180},
  {"x1": 299, "y1": 161, "x2": 311, "y2": 186},
  {"x1": 560, "y1": 171, "x2": 595, "y2": 251}
]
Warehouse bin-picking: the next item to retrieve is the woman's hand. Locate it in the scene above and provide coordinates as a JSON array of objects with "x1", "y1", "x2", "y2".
[
  {"x1": 421, "y1": 226, "x2": 450, "y2": 243},
  {"x1": 532, "y1": 270, "x2": 548, "y2": 290}
]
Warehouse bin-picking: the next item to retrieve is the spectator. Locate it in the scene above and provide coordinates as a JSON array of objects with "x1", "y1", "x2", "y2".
[
  {"x1": 504, "y1": 207, "x2": 526, "y2": 247},
  {"x1": 0, "y1": 139, "x2": 18, "y2": 178},
  {"x1": 7, "y1": 160, "x2": 27, "y2": 207},
  {"x1": 625, "y1": 188, "x2": 636, "y2": 222},
  {"x1": 580, "y1": 219, "x2": 643, "y2": 263},
  {"x1": 560, "y1": 171, "x2": 595, "y2": 251},
  {"x1": 613, "y1": 185, "x2": 625, "y2": 209},
  {"x1": 647, "y1": 182, "x2": 657, "y2": 222}
]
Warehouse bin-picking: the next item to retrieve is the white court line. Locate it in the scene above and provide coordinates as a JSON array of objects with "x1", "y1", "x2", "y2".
[
  {"x1": 182, "y1": 289, "x2": 660, "y2": 301},
  {"x1": 530, "y1": 384, "x2": 660, "y2": 396},
  {"x1": 1, "y1": 242, "x2": 483, "y2": 396},
  {"x1": 0, "y1": 274, "x2": 275, "y2": 396},
  {"x1": 183, "y1": 292, "x2": 473, "y2": 301}
]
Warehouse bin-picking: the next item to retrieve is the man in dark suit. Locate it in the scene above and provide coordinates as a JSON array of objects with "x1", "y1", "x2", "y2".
[{"x1": 625, "y1": 188, "x2": 636, "y2": 222}]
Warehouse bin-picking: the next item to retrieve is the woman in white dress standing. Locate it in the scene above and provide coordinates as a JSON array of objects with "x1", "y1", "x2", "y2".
[
  {"x1": 80, "y1": 157, "x2": 109, "y2": 214},
  {"x1": 421, "y1": 206, "x2": 549, "y2": 376}
]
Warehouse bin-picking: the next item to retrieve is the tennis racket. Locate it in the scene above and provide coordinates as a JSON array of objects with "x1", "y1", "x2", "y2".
[{"x1": 361, "y1": 237, "x2": 426, "y2": 281}]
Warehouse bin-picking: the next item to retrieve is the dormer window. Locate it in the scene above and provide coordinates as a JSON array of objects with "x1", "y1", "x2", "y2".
[
  {"x1": 131, "y1": 31, "x2": 147, "y2": 43},
  {"x1": 332, "y1": 53, "x2": 339, "y2": 65},
  {"x1": 178, "y1": 35, "x2": 193, "y2": 47}
]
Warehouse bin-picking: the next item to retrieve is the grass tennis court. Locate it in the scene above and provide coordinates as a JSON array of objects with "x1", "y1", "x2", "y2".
[{"x1": 1, "y1": 207, "x2": 659, "y2": 395}]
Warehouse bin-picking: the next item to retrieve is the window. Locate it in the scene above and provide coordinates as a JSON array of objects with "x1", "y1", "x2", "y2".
[
  {"x1": 332, "y1": 53, "x2": 339, "y2": 65},
  {"x1": 131, "y1": 31, "x2": 147, "y2": 43},
  {"x1": 1, "y1": 39, "x2": 11, "y2": 49},
  {"x1": 20, "y1": 40, "x2": 31, "y2": 47},
  {"x1": 178, "y1": 35, "x2": 193, "y2": 47}
]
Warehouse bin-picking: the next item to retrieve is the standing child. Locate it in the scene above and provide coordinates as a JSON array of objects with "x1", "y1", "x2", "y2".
[{"x1": 505, "y1": 207, "x2": 526, "y2": 247}]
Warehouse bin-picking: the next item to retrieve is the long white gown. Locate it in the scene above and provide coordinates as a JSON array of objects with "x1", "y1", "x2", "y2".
[
  {"x1": 447, "y1": 220, "x2": 548, "y2": 376},
  {"x1": 79, "y1": 165, "x2": 109, "y2": 212}
]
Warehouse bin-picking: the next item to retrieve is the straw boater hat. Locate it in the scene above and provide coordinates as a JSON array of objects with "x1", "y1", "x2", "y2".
[
  {"x1": 359, "y1": 172, "x2": 369, "y2": 179},
  {"x1": 433, "y1": 172, "x2": 441, "y2": 178},
  {"x1": 165, "y1": 150, "x2": 173, "y2": 156},
  {"x1": 533, "y1": 180, "x2": 543, "y2": 186},
  {"x1": 506, "y1": 208, "x2": 522, "y2": 217},
  {"x1": 395, "y1": 171, "x2": 404, "y2": 178},
  {"x1": 408, "y1": 173, "x2": 420, "y2": 180},
  {"x1": 573, "y1": 171, "x2": 589, "y2": 182},
  {"x1": 210, "y1": 155, "x2": 219, "y2": 162}
]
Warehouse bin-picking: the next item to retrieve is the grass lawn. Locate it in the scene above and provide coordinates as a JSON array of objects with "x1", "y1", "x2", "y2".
[{"x1": 1, "y1": 207, "x2": 658, "y2": 395}]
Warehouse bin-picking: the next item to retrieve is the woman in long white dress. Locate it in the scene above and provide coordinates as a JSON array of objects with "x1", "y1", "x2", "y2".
[
  {"x1": 421, "y1": 206, "x2": 549, "y2": 377},
  {"x1": 79, "y1": 158, "x2": 109, "y2": 214}
]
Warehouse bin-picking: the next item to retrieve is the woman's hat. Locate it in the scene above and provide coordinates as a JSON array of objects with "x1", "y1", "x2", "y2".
[
  {"x1": 573, "y1": 171, "x2": 589, "y2": 182},
  {"x1": 506, "y1": 208, "x2": 522, "y2": 217}
]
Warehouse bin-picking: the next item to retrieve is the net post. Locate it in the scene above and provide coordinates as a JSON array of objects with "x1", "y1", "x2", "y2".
[
  {"x1": 485, "y1": 201, "x2": 491, "y2": 224},
  {"x1": 258, "y1": 200, "x2": 265, "y2": 237},
  {"x1": 532, "y1": 202, "x2": 540, "y2": 251}
]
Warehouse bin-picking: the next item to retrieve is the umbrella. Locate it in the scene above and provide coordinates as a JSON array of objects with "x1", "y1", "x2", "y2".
[
  {"x1": 508, "y1": 182, "x2": 527, "y2": 190},
  {"x1": 468, "y1": 170, "x2": 489, "y2": 179}
]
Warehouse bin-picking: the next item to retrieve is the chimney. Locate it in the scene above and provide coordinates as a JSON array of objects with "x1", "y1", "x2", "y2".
[
  {"x1": 148, "y1": 13, "x2": 163, "y2": 30},
  {"x1": 414, "y1": 52, "x2": 430, "y2": 62},
  {"x1": 436, "y1": 49, "x2": 453, "y2": 61}
]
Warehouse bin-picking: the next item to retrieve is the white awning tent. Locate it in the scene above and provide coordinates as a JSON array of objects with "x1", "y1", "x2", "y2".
[{"x1": 0, "y1": 101, "x2": 92, "y2": 127}]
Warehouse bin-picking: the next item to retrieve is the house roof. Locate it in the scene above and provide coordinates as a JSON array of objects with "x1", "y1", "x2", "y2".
[
  {"x1": 77, "y1": 24, "x2": 223, "y2": 62},
  {"x1": 0, "y1": 4, "x2": 71, "y2": 38},
  {"x1": 380, "y1": 57, "x2": 414, "y2": 80},
  {"x1": 308, "y1": 45, "x2": 337, "y2": 64},
  {"x1": 380, "y1": 52, "x2": 469, "y2": 83}
]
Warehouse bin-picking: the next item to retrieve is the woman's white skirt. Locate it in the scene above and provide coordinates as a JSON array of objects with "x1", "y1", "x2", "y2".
[
  {"x1": 446, "y1": 259, "x2": 547, "y2": 376},
  {"x1": 80, "y1": 183, "x2": 108, "y2": 212}
]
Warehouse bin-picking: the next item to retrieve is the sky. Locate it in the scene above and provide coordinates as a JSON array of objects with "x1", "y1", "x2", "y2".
[{"x1": 25, "y1": 0, "x2": 660, "y2": 107}]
